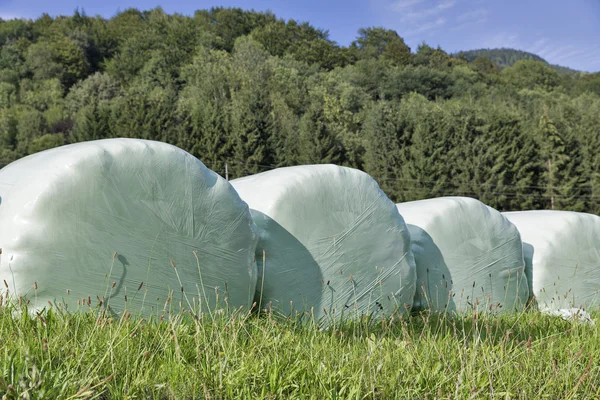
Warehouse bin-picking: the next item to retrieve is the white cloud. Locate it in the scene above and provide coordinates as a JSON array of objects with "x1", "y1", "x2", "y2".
[
  {"x1": 0, "y1": 13, "x2": 25, "y2": 21},
  {"x1": 543, "y1": 48, "x2": 600, "y2": 69},
  {"x1": 579, "y1": 50, "x2": 600, "y2": 66},
  {"x1": 527, "y1": 38, "x2": 550, "y2": 56},
  {"x1": 482, "y1": 33, "x2": 521, "y2": 49},
  {"x1": 438, "y1": 0, "x2": 456, "y2": 10},
  {"x1": 388, "y1": 0, "x2": 425, "y2": 11},
  {"x1": 403, "y1": 17, "x2": 447, "y2": 37},
  {"x1": 532, "y1": 45, "x2": 589, "y2": 65},
  {"x1": 383, "y1": 0, "x2": 455, "y2": 37},
  {"x1": 531, "y1": 38, "x2": 548, "y2": 49},
  {"x1": 451, "y1": 7, "x2": 489, "y2": 31},
  {"x1": 456, "y1": 8, "x2": 489, "y2": 23},
  {"x1": 586, "y1": 58, "x2": 600, "y2": 70},
  {"x1": 400, "y1": 0, "x2": 457, "y2": 22}
]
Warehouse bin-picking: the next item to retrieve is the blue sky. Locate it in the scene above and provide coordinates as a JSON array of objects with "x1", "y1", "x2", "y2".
[{"x1": 1, "y1": 0, "x2": 599, "y2": 71}]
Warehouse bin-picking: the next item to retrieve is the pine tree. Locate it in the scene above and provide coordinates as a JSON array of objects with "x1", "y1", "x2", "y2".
[
  {"x1": 176, "y1": 49, "x2": 234, "y2": 173},
  {"x1": 71, "y1": 101, "x2": 111, "y2": 143},
  {"x1": 538, "y1": 109, "x2": 586, "y2": 210},
  {"x1": 15, "y1": 108, "x2": 46, "y2": 155},
  {"x1": 475, "y1": 107, "x2": 543, "y2": 211},
  {"x1": 227, "y1": 37, "x2": 274, "y2": 178},
  {"x1": 540, "y1": 112, "x2": 565, "y2": 209},
  {"x1": 297, "y1": 107, "x2": 342, "y2": 165},
  {"x1": 363, "y1": 99, "x2": 413, "y2": 201},
  {"x1": 270, "y1": 95, "x2": 301, "y2": 167},
  {"x1": 228, "y1": 88, "x2": 274, "y2": 177},
  {"x1": 575, "y1": 95, "x2": 600, "y2": 213},
  {"x1": 401, "y1": 95, "x2": 450, "y2": 202}
]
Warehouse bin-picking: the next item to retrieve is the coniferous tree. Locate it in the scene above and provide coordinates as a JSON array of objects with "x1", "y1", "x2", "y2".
[
  {"x1": 403, "y1": 96, "x2": 453, "y2": 200},
  {"x1": 71, "y1": 101, "x2": 112, "y2": 142},
  {"x1": 227, "y1": 37, "x2": 274, "y2": 177},
  {"x1": 15, "y1": 107, "x2": 46, "y2": 155},
  {"x1": 297, "y1": 107, "x2": 342, "y2": 165},
  {"x1": 575, "y1": 95, "x2": 600, "y2": 213},
  {"x1": 177, "y1": 49, "x2": 233, "y2": 171},
  {"x1": 475, "y1": 107, "x2": 543, "y2": 210},
  {"x1": 537, "y1": 109, "x2": 586, "y2": 210},
  {"x1": 270, "y1": 94, "x2": 301, "y2": 167},
  {"x1": 363, "y1": 99, "x2": 414, "y2": 201}
]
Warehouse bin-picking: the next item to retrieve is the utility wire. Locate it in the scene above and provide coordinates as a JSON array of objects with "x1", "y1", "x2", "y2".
[
  {"x1": 2, "y1": 159, "x2": 597, "y2": 200},
  {"x1": 218, "y1": 160, "x2": 600, "y2": 197}
]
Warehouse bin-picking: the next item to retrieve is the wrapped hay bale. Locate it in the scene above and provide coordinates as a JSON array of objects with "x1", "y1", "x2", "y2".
[
  {"x1": 503, "y1": 210, "x2": 600, "y2": 311},
  {"x1": 0, "y1": 139, "x2": 258, "y2": 314},
  {"x1": 396, "y1": 197, "x2": 529, "y2": 314},
  {"x1": 230, "y1": 165, "x2": 416, "y2": 321}
]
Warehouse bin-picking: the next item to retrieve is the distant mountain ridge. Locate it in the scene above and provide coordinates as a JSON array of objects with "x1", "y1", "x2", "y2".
[{"x1": 456, "y1": 48, "x2": 580, "y2": 74}]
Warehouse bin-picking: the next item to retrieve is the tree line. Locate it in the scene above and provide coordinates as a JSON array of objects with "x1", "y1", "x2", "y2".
[{"x1": 1, "y1": 7, "x2": 600, "y2": 213}]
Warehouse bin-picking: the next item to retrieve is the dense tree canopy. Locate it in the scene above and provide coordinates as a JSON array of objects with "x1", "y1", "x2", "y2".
[{"x1": 1, "y1": 8, "x2": 599, "y2": 213}]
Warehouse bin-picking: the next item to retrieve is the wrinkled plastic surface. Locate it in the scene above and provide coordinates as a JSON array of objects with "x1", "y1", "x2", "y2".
[
  {"x1": 0, "y1": 139, "x2": 258, "y2": 314},
  {"x1": 396, "y1": 197, "x2": 529, "y2": 314},
  {"x1": 230, "y1": 165, "x2": 416, "y2": 321},
  {"x1": 503, "y1": 210, "x2": 600, "y2": 311}
]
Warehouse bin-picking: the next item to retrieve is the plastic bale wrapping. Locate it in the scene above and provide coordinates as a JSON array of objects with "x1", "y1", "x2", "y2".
[
  {"x1": 230, "y1": 165, "x2": 416, "y2": 322},
  {"x1": 396, "y1": 197, "x2": 529, "y2": 314},
  {"x1": 503, "y1": 210, "x2": 600, "y2": 311},
  {"x1": 0, "y1": 139, "x2": 258, "y2": 315}
]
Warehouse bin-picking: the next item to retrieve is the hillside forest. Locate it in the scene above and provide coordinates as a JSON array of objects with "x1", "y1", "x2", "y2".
[{"x1": 1, "y1": 8, "x2": 600, "y2": 213}]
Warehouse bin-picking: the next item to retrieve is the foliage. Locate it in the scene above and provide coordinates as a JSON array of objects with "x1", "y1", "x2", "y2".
[{"x1": 0, "y1": 8, "x2": 599, "y2": 212}]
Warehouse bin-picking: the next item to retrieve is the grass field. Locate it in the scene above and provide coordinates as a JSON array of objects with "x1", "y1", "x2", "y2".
[{"x1": 0, "y1": 295, "x2": 599, "y2": 399}]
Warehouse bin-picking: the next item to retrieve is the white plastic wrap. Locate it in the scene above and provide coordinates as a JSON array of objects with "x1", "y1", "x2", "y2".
[
  {"x1": 396, "y1": 197, "x2": 529, "y2": 313},
  {"x1": 230, "y1": 165, "x2": 416, "y2": 321},
  {"x1": 504, "y1": 210, "x2": 600, "y2": 311},
  {"x1": 0, "y1": 139, "x2": 258, "y2": 314}
]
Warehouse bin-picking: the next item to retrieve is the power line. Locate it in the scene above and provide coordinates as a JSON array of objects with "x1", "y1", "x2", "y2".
[
  {"x1": 3, "y1": 157, "x2": 599, "y2": 201},
  {"x1": 220, "y1": 160, "x2": 600, "y2": 196}
]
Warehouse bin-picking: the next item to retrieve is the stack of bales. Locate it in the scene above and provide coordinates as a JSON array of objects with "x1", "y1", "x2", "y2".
[{"x1": 9, "y1": 138, "x2": 596, "y2": 321}]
